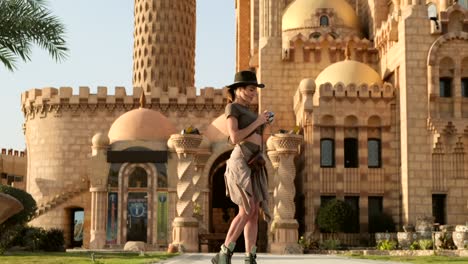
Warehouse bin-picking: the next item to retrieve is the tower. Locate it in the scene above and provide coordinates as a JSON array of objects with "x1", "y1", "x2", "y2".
[{"x1": 133, "y1": 0, "x2": 196, "y2": 93}]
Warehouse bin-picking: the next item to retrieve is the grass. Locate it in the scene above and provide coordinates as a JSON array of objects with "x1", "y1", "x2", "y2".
[
  {"x1": 0, "y1": 251, "x2": 178, "y2": 264},
  {"x1": 349, "y1": 254, "x2": 468, "y2": 264}
]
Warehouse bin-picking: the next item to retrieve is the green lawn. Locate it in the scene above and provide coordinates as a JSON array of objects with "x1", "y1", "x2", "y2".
[
  {"x1": 0, "y1": 251, "x2": 178, "y2": 264},
  {"x1": 349, "y1": 254, "x2": 468, "y2": 264}
]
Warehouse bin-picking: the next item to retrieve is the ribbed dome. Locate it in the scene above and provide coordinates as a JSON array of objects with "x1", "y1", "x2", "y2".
[
  {"x1": 282, "y1": 0, "x2": 360, "y2": 32},
  {"x1": 108, "y1": 108, "x2": 176, "y2": 144},
  {"x1": 315, "y1": 60, "x2": 382, "y2": 87}
]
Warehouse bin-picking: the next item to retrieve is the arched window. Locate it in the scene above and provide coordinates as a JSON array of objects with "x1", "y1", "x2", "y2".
[
  {"x1": 310, "y1": 32, "x2": 321, "y2": 39},
  {"x1": 462, "y1": 57, "x2": 468, "y2": 97},
  {"x1": 320, "y1": 15, "x2": 329, "y2": 27},
  {"x1": 368, "y1": 138, "x2": 382, "y2": 168},
  {"x1": 344, "y1": 138, "x2": 359, "y2": 168},
  {"x1": 439, "y1": 57, "x2": 454, "y2": 97},
  {"x1": 320, "y1": 138, "x2": 335, "y2": 167},
  {"x1": 440, "y1": 77, "x2": 452, "y2": 97},
  {"x1": 129, "y1": 167, "x2": 148, "y2": 188},
  {"x1": 459, "y1": 0, "x2": 468, "y2": 8},
  {"x1": 462, "y1": 78, "x2": 468, "y2": 97}
]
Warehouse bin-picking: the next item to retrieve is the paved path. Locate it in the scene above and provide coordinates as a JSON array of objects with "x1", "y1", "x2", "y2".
[{"x1": 159, "y1": 253, "x2": 403, "y2": 264}]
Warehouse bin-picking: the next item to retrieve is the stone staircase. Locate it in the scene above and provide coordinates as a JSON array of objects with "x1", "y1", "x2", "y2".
[{"x1": 35, "y1": 183, "x2": 88, "y2": 218}]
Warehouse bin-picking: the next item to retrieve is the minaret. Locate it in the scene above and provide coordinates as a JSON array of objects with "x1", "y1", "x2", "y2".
[{"x1": 133, "y1": 0, "x2": 196, "y2": 93}]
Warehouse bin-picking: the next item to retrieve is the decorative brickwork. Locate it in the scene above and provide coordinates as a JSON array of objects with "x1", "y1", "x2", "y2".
[{"x1": 133, "y1": 0, "x2": 196, "y2": 93}]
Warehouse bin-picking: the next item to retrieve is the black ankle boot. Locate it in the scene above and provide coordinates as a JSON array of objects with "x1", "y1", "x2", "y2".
[
  {"x1": 244, "y1": 246, "x2": 257, "y2": 264},
  {"x1": 211, "y1": 242, "x2": 235, "y2": 264}
]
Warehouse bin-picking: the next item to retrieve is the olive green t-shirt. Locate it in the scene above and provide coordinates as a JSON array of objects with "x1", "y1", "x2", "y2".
[
  {"x1": 225, "y1": 103, "x2": 263, "y2": 135},
  {"x1": 225, "y1": 103, "x2": 256, "y2": 129}
]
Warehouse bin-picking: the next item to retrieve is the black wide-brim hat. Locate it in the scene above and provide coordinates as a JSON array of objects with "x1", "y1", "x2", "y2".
[{"x1": 227, "y1": 70, "x2": 265, "y2": 89}]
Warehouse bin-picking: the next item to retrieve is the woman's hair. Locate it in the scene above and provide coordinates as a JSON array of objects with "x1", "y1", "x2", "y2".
[{"x1": 227, "y1": 87, "x2": 236, "y2": 103}]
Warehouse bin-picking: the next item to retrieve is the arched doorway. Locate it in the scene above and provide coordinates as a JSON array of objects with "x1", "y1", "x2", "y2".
[
  {"x1": 209, "y1": 151, "x2": 245, "y2": 252},
  {"x1": 69, "y1": 207, "x2": 84, "y2": 248},
  {"x1": 126, "y1": 167, "x2": 148, "y2": 242}
]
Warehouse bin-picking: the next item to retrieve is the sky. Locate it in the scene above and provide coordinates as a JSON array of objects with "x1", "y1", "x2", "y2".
[{"x1": 0, "y1": 0, "x2": 235, "y2": 150}]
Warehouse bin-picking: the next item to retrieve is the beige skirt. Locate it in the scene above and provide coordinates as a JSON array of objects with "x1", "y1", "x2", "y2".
[{"x1": 224, "y1": 142, "x2": 271, "y2": 222}]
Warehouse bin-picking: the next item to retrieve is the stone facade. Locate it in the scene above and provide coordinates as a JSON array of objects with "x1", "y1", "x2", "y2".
[
  {"x1": 7, "y1": 0, "x2": 468, "y2": 253},
  {"x1": 0, "y1": 148, "x2": 27, "y2": 190}
]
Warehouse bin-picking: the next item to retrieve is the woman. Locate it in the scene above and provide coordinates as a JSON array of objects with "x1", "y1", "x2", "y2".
[{"x1": 211, "y1": 71, "x2": 272, "y2": 264}]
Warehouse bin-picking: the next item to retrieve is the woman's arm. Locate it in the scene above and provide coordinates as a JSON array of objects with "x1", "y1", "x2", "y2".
[{"x1": 227, "y1": 112, "x2": 268, "y2": 144}]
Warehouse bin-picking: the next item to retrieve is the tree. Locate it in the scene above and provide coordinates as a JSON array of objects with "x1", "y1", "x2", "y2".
[
  {"x1": 316, "y1": 199, "x2": 354, "y2": 233},
  {"x1": 0, "y1": 0, "x2": 68, "y2": 71},
  {"x1": 0, "y1": 185, "x2": 37, "y2": 254}
]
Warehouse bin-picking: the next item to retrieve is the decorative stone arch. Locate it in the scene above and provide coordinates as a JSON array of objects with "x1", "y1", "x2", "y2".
[
  {"x1": 367, "y1": 115, "x2": 383, "y2": 139},
  {"x1": 427, "y1": 32, "x2": 468, "y2": 97},
  {"x1": 202, "y1": 142, "x2": 275, "y2": 191},
  {"x1": 201, "y1": 142, "x2": 234, "y2": 184},
  {"x1": 116, "y1": 162, "x2": 158, "y2": 244},
  {"x1": 427, "y1": 32, "x2": 468, "y2": 66},
  {"x1": 445, "y1": 3, "x2": 468, "y2": 17}
]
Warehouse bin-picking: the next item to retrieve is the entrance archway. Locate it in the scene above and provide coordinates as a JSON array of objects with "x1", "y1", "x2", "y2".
[
  {"x1": 209, "y1": 151, "x2": 245, "y2": 252},
  {"x1": 208, "y1": 150, "x2": 269, "y2": 252},
  {"x1": 69, "y1": 207, "x2": 84, "y2": 248}
]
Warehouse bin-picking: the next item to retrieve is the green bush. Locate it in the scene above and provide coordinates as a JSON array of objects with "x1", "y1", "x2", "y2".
[
  {"x1": 418, "y1": 239, "x2": 433, "y2": 250},
  {"x1": 316, "y1": 199, "x2": 354, "y2": 233},
  {"x1": 10, "y1": 226, "x2": 65, "y2": 252},
  {"x1": 0, "y1": 185, "x2": 37, "y2": 227},
  {"x1": 320, "y1": 239, "x2": 341, "y2": 250},
  {"x1": 376, "y1": 239, "x2": 397, "y2": 250},
  {"x1": 23, "y1": 226, "x2": 47, "y2": 251},
  {"x1": 409, "y1": 241, "x2": 420, "y2": 250},
  {"x1": 298, "y1": 234, "x2": 319, "y2": 251},
  {"x1": 43, "y1": 228, "x2": 65, "y2": 252},
  {"x1": 437, "y1": 232, "x2": 456, "y2": 250},
  {"x1": 368, "y1": 212, "x2": 396, "y2": 233},
  {"x1": 0, "y1": 185, "x2": 37, "y2": 254}
]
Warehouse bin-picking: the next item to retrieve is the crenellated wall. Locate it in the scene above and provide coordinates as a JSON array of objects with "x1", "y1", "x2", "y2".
[
  {"x1": 0, "y1": 149, "x2": 27, "y2": 190},
  {"x1": 21, "y1": 86, "x2": 227, "y2": 232}
]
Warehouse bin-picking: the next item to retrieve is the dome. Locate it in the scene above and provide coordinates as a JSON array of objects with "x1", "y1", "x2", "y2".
[
  {"x1": 315, "y1": 60, "x2": 382, "y2": 87},
  {"x1": 204, "y1": 114, "x2": 229, "y2": 142},
  {"x1": 282, "y1": 0, "x2": 360, "y2": 32},
  {"x1": 108, "y1": 108, "x2": 177, "y2": 144}
]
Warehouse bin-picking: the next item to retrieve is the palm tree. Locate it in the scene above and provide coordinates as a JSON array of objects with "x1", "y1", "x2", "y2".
[{"x1": 0, "y1": 0, "x2": 68, "y2": 71}]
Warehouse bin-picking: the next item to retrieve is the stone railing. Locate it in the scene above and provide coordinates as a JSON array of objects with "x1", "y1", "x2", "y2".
[{"x1": 35, "y1": 183, "x2": 88, "y2": 218}]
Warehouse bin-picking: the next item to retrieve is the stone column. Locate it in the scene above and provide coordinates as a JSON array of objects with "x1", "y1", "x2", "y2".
[
  {"x1": 169, "y1": 134, "x2": 202, "y2": 252},
  {"x1": 89, "y1": 187, "x2": 107, "y2": 249},
  {"x1": 268, "y1": 133, "x2": 303, "y2": 254},
  {"x1": 266, "y1": 137, "x2": 280, "y2": 223},
  {"x1": 89, "y1": 132, "x2": 111, "y2": 249}
]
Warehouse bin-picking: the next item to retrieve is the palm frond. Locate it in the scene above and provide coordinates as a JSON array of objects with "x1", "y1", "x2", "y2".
[{"x1": 0, "y1": 0, "x2": 68, "y2": 71}]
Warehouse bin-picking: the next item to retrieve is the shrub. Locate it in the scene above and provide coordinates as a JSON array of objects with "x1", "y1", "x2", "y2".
[
  {"x1": 320, "y1": 239, "x2": 341, "y2": 250},
  {"x1": 437, "y1": 232, "x2": 456, "y2": 250},
  {"x1": 316, "y1": 199, "x2": 354, "y2": 233},
  {"x1": 409, "y1": 241, "x2": 420, "y2": 250},
  {"x1": 43, "y1": 228, "x2": 65, "y2": 252},
  {"x1": 376, "y1": 239, "x2": 397, "y2": 250},
  {"x1": 10, "y1": 226, "x2": 65, "y2": 252},
  {"x1": 298, "y1": 234, "x2": 319, "y2": 251},
  {"x1": 368, "y1": 212, "x2": 396, "y2": 233},
  {"x1": 0, "y1": 185, "x2": 37, "y2": 228},
  {"x1": 418, "y1": 239, "x2": 433, "y2": 250},
  {"x1": 23, "y1": 226, "x2": 47, "y2": 251},
  {"x1": 0, "y1": 185, "x2": 37, "y2": 254}
]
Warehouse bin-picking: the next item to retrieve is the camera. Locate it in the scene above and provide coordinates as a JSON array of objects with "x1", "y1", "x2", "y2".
[{"x1": 266, "y1": 111, "x2": 275, "y2": 124}]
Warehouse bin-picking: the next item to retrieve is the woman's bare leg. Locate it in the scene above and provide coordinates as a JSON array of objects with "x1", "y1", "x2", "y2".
[
  {"x1": 224, "y1": 203, "x2": 252, "y2": 246},
  {"x1": 244, "y1": 198, "x2": 259, "y2": 253}
]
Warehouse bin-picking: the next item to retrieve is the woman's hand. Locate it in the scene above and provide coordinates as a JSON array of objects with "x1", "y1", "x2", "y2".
[{"x1": 256, "y1": 110, "x2": 270, "y2": 125}]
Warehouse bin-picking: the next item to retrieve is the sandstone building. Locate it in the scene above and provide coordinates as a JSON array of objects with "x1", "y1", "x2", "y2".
[{"x1": 6, "y1": 0, "x2": 468, "y2": 252}]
